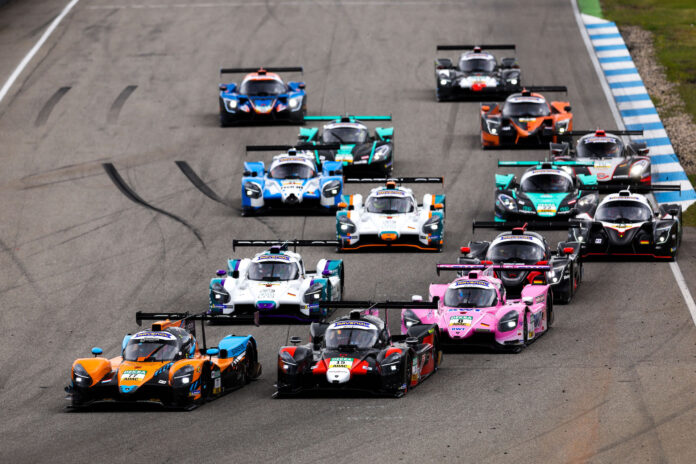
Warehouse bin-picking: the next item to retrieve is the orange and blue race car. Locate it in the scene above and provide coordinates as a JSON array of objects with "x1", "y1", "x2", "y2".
[
  {"x1": 218, "y1": 66, "x2": 306, "y2": 126},
  {"x1": 65, "y1": 312, "x2": 261, "y2": 410},
  {"x1": 480, "y1": 87, "x2": 572, "y2": 148}
]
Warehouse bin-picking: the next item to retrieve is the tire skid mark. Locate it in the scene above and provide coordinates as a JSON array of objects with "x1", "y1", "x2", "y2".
[
  {"x1": 107, "y1": 84, "x2": 137, "y2": 124},
  {"x1": 0, "y1": 238, "x2": 36, "y2": 286},
  {"x1": 175, "y1": 160, "x2": 234, "y2": 208},
  {"x1": 34, "y1": 86, "x2": 70, "y2": 127},
  {"x1": 102, "y1": 163, "x2": 205, "y2": 248}
]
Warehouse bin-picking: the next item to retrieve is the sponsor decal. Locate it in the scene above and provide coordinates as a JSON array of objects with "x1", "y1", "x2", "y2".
[
  {"x1": 593, "y1": 161, "x2": 612, "y2": 168},
  {"x1": 536, "y1": 203, "x2": 557, "y2": 214},
  {"x1": 411, "y1": 357, "x2": 420, "y2": 384},
  {"x1": 277, "y1": 157, "x2": 307, "y2": 163},
  {"x1": 375, "y1": 189, "x2": 405, "y2": 196},
  {"x1": 259, "y1": 289, "x2": 276, "y2": 299},
  {"x1": 132, "y1": 331, "x2": 174, "y2": 340},
  {"x1": 535, "y1": 294, "x2": 545, "y2": 304},
  {"x1": 332, "y1": 320, "x2": 374, "y2": 329},
  {"x1": 449, "y1": 316, "x2": 474, "y2": 327},
  {"x1": 499, "y1": 235, "x2": 534, "y2": 241},
  {"x1": 509, "y1": 97, "x2": 544, "y2": 104},
  {"x1": 121, "y1": 370, "x2": 147, "y2": 381},
  {"x1": 453, "y1": 279, "x2": 490, "y2": 288},
  {"x1": 329, "y1": 358, "x2": 354, "y2": 369},
  {"x1": 257, "y1": 254, "x2": 290, "y2": 261}
]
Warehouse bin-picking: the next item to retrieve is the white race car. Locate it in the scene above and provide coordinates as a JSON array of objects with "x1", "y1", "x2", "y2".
[
  {"x1": 336, "y1": 178, "x2": 445, "y2": 251},
  {"x1": 208, "y1": 241, "x2": 343, "y2": 322}
]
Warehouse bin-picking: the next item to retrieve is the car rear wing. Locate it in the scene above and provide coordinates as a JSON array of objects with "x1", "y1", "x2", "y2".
[
  {"x1": 581, "y1": 184, "x2": 681, "y2": 193},
  {"x1": 436, "y1": 44, "x2": 516, "y2": 51},
  {"x1": 219, "y1": 67, "x2": 303, "y2": 74},
  {"x1": 134, "y1": 311, "x2": 231, "y2": 350},
  {"x1": 472, "y1": 220, "x2": 574, "y2": 231},
  {"x1": 436, "y1": 263, "x2": 551, "y2": 275},
  {"x1": 498, "y1": 160, "x2": 594, "y2": 167},
  {"x1": 344, "y1": 177, "x2": 444, "y2": 184},
  {"x1": 304, "y1": 115, "x2": 392, "y2": 121},
  {"x1": 319, "y1": 299, "x2": 440, "y2": 326},
  {"x1": 519, "y1": 86, "x2": 568, "y2": 93},
  {"x1": 232, "y1": 239, "x2": 339, "y2": 251},
  {"x1": 565, "y1": 130, "x2": 643, "y2": 137},
  {"x1": 246, "y1": 143, "x2": 341, "y2": 152}
]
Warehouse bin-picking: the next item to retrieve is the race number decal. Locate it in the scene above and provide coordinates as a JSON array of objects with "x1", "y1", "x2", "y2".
[
  {"x1": 329, "y1": 358, "x2": 354, "y2": 369},
  {"x1": 121, "y1": 370, "x2": 146, "y2": 381}
]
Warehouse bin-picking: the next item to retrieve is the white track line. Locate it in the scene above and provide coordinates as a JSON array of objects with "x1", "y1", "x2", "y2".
[
  {"x1": 571, "y1": 0, "x2": 696, "y2": 325},
  {"x1": 0, "y1": 0, "x2": 81, "y2": 104}
]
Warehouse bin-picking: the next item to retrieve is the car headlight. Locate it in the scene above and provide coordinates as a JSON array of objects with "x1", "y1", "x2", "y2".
[
  {"x1": 225, "y1": 98, "x2": 237, "y2": 110},
  {"x1": 508, "y1": 78, "x2": 518, "y2": 85},
  {"x1": 630, "y1": 160, "x2": 649, "y2": 177},
  {"x1": 440, "y1": 79, "x2": 449, "y2": 86},
  {"x1": 322, "y1": 180, "x2": 341, "y2": 198},
  {"x1": 372, "y1": 144, "x2": 391, "y2": 162},
  {"x1": 403, "y1": 309, "x2": 421, "y2": 328},
  {"x1": 73, "y1": 364, "x2": 92, "y2": 386},
  {"x1": 337, "y1": 215, "x2": 356, "y2": 234},
  {"x1": 485, "y1": 118, "x2": 501, "y2": 135},
  {"x1": 656, "y1": 226, "x2": 671, "y2": 244},
  {"x1": 549, "y1": 264, "x2": 565, "y2": 283},
  {"x1": 381, "y1": 352, "x2": 402, "y2": 368},
  {"x1": 288, "y1": 96, "x2": 302, "y2": 110},
  {"x1": 279, "y1": 350, "x2": 297, "y2": 366},
  {"x1": 243, "y1": 182, "x2": 262, "y2": 199},
  {"x1": 172, "y1": 365, "x2": 194, "y2": 387},
  {"x1": 497, "y1": 193, "x2": 517, "y2": 211},
  {"x1": 498, "y1": 310, "x2": 519, "y2": 332},
  {"x1": 422, "y1": 215, "x2": 442, "y2": 233},
  {"x1": 303, "y1": 283, "x2": 324, "y2": 303},
  {"x1": 576, "y1": 193, "x2": 598, "y2": 210},
  {"x1": 556, "y1": 119, "x2": 570, "y2": 134},
  {"x1": 211, "y1": 282, "x2": 230, "y2": 304}
]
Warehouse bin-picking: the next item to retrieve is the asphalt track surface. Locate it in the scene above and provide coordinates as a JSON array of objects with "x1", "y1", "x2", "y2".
[{"x1": 1, "y1": 0, "x2": 695, "y2": 462}]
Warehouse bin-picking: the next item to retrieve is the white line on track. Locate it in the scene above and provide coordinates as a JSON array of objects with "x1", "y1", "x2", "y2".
[
  {"x1": 86, "y1": 1, "x2": 458, "y2": 9},
  {"x1": 0, "y1": 0, "x2": 81, "y2": 105},
  {"x1": 571, "y1": 0, "x2": 696, "y2": 326}
]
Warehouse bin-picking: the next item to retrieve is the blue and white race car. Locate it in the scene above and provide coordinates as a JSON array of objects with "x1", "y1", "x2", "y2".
[
  {"x1": 242, "y1": 146, "x2": 344, "y2": 215},
  {"x1": 218, "y1": 67, "x2": 306, "y2": 126}
]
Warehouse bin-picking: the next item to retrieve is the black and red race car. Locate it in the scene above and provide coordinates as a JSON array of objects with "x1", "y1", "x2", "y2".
[{"x1": 276, "y1": 300, "x2": 442, "y2": 397}]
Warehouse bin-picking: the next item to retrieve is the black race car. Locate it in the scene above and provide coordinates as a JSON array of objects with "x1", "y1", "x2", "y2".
[
  {"x1": 550, "y1": 129, "x2": 651, "y2": 189},
  {"x1": 276, "y1": 300, "x2": 442, "y2": 397},
  {"x1": 459, "y1": 224, "x2": 582, "y2": 304},
  {"x1": 569, "y1": 188, "x2": 682, "y2": 261},
  {"x1": 434, "y1": 45, "x2": 521, "y2": 101}
]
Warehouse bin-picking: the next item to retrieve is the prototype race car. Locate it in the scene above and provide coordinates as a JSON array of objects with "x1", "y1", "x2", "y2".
[
  {"x1": 481, "y1": 88, "x2": 571, "y2": 148},
  {"x1": 298, "y1": 115, "x2": 394, "y2": 176},
  {"x1": 242, "y1": 145, "x2": 344, "y2": 215},
  {"x1": 66, "y1": 312, "x2": 261, "y2": 410},
  {"x1": 550, "y1": 129, "x2": 651, "y2": 188},
  {"x1": 276, "y1": 300, "x2": 442, "y2": 397},
  {"x1": 459, "y1": 224, "x2": 582, "y2": 304},
  {"x1": 494, "y1": 160, "x2": 599, "y2": 225},
  {"x1": 401, "y1": 263, "x2": 552, "y2": 351},
  {"x1": 336, "y1": 177, "x2": 445, "y2": 251},
  {"x1": 434, "y1": 44, "x2": 521, "y2": 101},
  {"x1": 218, "y1": 67, "x2": 306, "y2": 126},
  {"x1": 208, "y1": 240, "x2": 343, "y2": 322},
  {"x1": 569, "y1": 187, "x2": 683, "y2": 260}
]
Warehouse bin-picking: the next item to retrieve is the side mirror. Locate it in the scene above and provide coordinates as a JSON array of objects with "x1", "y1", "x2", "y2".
[
  {"x1": 337, "y1": 202, "x2": 348, "y2": 209},
  {"x1": 206, "y1": 348, "x2": 219, "y2": 357},
  {"x1": 219, "y1": 84, "x2": 228, "y2": 91},
  {"x1": 216, "y1": 269, "x2": 227, "y2": 277},
  {"x1": 243, "y1": 170, "x2": 252, "y2": 177},
  {"x1": 563, "y1": 247, "x2": 574, "y2": 254},
  {"x1": 460, "y1": 246, "x2": 471, "y2": 254},
  {"x1": 411, "y1": 295, "x2": 423, "y2": 302},
  {"x1": 290, "y1": 336, "x2": 302, "y2": 345},
  {"x1": 481, "y1": 105, "x2": 490, "y2": 112},
  {"x1": 405, "y1": 337, "x2": 419, "y2": 348},
  {"x1": 669, "y1": 208, "x2": 680, "y2": 217},
  {"x1": 231, "y1": 270, "x2": 240, "y2": 279},
  {"x1": 430, "y1": 203, "x2": 444, "y2": 210},
  {"x1": 564, "y1": 105, "x2": 572, "y2": 112},
  {"x1": 91, "y1": 347, "x2": 103, "y2": 356},
  {"x1": 522, "y1": 296, "x2": 533, "y2": 305},
  {"x1": 298, "y1": 83, "x2": 306, "y2": 89}
]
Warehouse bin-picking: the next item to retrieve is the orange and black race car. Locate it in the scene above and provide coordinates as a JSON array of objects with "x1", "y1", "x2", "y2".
[
  {"x1": 480, "y1": 87, "x2": 572, "y2": 148},
  {"x1": 65, "y1": 312, "x2": 261, "y2": 410}
]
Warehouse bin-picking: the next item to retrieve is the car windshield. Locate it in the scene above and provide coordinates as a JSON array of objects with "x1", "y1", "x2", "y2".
[
  {"x1": 124, "y1": 339, "x2": 179, "y2": 362},
  {"x1": 322, "y1": 127, "x2": 368, "y2": 144},
  {"x1": 488, "y1": 241, "x2": 545, "y2": 263},
  {"x1": 269, "y1": 163, "x2": 315, "y2": 179},
  {"x1": 503, "y1": 101, "x2": 550, "y2": 118},
  {"x1": 365, "y1": 196, "x2": 414, "y2": 214},
  {"x1": 459, "y1": 57, "x2": 496, "y2": 73},
  {"x1": 520, "y1": 174, "x2": 573, "y2": 193},
  {"x1": 247, "y1": 261, "x2": 299, "y2": 281},
  {"x1": 325, "y1": 327, "x2": 379, "y2": 350},
  {"x1": 595, "y1": 201, "x2": 652, "y2": 223},
  {"x1": 444, "y1": 287, "x2": 498, "y2": 308},
  {"x1": 577, "y1": 137, "x2": 623, "y2": 158},
  {"x1": 240, "y1": 79, "x2": 286, "y2": 96}
]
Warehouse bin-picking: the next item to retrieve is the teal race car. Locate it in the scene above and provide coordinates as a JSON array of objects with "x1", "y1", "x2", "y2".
[
  {"x1": 493, "y1": 160, "x2": 599, "y2": 226},
  {"x1": 298, "y1": 115, "x2": 394, "y2": 177}
]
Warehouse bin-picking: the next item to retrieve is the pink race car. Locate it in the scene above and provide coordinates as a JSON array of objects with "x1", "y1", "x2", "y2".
[{"x1": 401, "y1": 263, "x2": 553, "y2": 351}]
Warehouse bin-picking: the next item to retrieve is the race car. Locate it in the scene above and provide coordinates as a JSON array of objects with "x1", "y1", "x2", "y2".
[
  {"x1": 336, "y1": 177, "x2": 445, "y2": 251},
  {"x1": 550, "y1": 129, "x2": 651, "y2": 189},
  {"x1": 459, "y1": 224, "x2": 582, "y2": 304},
  {"x1": 494, "y1": 160, "x2": 599, "y2": 225},
  {"x1": 242, "y1": 145, "x2": 344, "y2": 215},
  {"x1": 480, "y1": 87, "x2": 572, "y2": 148},
  {"x1": 208, "y1": 240, "x2": 343, "y2": 322},
  {"x1": 276, "y1": 300, "x2": 442, "y2": 397},
  {"x1": 218, "y1": 67, "x2": 306, "y2": 126},
  {"x1": 401, "y1": 263, "x2": 552, "y2": 351},
  {"x1": 434, "y1": 44, "x2": 521, "y2": 101},
  {"x1": 298, "y1": 115, "x2": 394, "y2": 176},
  {"x1": 65, "y1": 312, "x2": 261, "y2": 410},
  {"x1": 569, "y1": 187, "x2": 683, "y2": 261}
]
